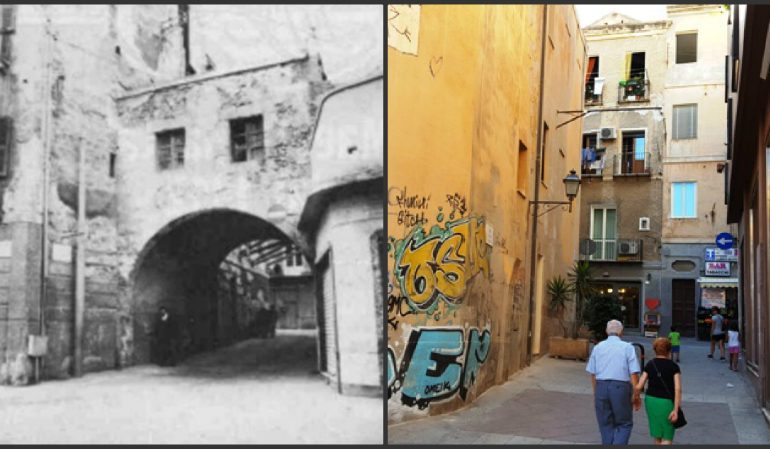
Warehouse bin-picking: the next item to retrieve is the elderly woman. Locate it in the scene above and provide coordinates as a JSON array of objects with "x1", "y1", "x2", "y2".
[{"x1": 635, "y1": 337, "x2": 682, "y2": 445}]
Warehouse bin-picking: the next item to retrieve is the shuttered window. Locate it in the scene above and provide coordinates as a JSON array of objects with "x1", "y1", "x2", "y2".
[
  {"x1": 156, "y1": 128, "x2": 185, "y2": 170},
  {"x1": 316, "y1": 252, "x2": 338, "y2": 382},
  {"x1": 676, "y1": 33, "x2": 697, "y2": 64},
  {"x1": 673, "y1": 104, "x2": 697, "y2": 140},
  {"x1": 0, "y1": 116, "x2": 11, "y2": 177}
]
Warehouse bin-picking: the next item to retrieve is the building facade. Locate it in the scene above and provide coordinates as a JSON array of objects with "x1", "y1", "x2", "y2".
[
  {"x1": 387, "y1": 5, "x2": 586, "y2": 423},
  {"x1": 660, "y1": 5, "x2": 735, "y2": 340},
  {"x1": 579, "y1": 13, "x2": 668, "y2": 335},
  {"x1": 725, "y1": 3, "x2": 770, "y2": 422},
  {"x1": 579, "y1": 6, "x2": 733, "y2": 338}
]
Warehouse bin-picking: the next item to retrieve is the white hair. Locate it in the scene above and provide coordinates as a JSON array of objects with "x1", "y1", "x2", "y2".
[{"x1": 606, "y1": 319, "x2": 624, "y2": 336}]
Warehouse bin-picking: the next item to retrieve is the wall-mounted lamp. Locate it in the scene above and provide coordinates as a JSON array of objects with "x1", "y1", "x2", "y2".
[{"x1": 529, "y1": 169, "x2": 582, "y2": 216}]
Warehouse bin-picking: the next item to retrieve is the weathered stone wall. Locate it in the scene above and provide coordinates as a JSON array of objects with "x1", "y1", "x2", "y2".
[
  {"x1": 115, "y1": 57, "x2": 329, "y2": 364},
  {"x1": 387, "y1": 5, "x2": 585, "y2": 423}
]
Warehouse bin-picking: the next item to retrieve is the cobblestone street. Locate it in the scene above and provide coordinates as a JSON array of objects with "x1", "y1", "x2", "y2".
[
  {"x1": 0, "y1": 330, "x2": 382, "y2": 444},
  {"x1": 389, "y1": 336, "x2": 770, "y2": 445}
]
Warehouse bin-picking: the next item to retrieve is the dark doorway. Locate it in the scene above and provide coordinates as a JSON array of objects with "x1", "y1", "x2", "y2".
[{"x1": 672, "y1": 279, "x2": 696, "y2": 337}]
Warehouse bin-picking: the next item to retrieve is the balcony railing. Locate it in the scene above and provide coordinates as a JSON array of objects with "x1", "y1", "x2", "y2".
[
  {"x1": 618, "y1": 70, "x2": 650, "y2": 103},
  {"x1": 614, "y1": 151, "x2": 651, "y2": 176},
  {"x1": 583, "y1": 238, "x2": 643, "y2": 262},
  {"x1": 585, "y1": 79, "x2": 603, "y2": 106},
  {"x1": 581, "y1": 147, "x2": 606, "y2": 177}
]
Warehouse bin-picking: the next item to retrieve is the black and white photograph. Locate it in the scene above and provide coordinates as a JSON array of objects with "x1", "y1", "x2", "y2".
[{"x1": 0, "y1": 4, "x2": 383, "y2": 444}]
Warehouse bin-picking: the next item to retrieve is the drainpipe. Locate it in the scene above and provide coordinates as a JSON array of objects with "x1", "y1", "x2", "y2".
[
  {"x1": 73, "y1": 137, "x2": 85, "y2": 377},
  {"x1": 37, "y1": 18, "x2": 54, "y2": 382},
  {"x1": 527, "y1": 4, "x2": 548, "y2": 366}
]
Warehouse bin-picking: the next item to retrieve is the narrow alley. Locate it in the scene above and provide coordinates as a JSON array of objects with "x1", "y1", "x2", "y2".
[
  {"x1": 0, "y1": 330, "x2": 382, "y2": 444},
  {"x1": 389, "y1": 336, "x2": 770, "y2": 445}
]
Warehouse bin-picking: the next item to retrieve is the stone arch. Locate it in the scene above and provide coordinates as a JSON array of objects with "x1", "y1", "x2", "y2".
[{"x1": 128, "y1": 207, "x2": 304, "y2": 365}]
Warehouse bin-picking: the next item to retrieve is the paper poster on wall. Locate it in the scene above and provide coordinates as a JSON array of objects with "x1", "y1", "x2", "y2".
[
  {"x1": 388, "y1": 5, "x2": 420, "y2": 55},
  {"x1": 701, "y1": 288, "x2": 726, "y2": 309}
]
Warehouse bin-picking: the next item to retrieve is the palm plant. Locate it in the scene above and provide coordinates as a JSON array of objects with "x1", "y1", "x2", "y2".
[
  {"x1": 547, "y1": 275, "x2": 573, "y2": 338},
  {"x1": 567, "y1": 261, "x2": 597, "y2": 339}
]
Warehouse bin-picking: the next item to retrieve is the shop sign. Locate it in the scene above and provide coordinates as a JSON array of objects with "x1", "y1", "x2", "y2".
[
  {"x1": 701, "y1": 288, "x2": 726, "y2": 309},
  {"x1": 705, "y1": 247, "x2": 739, "y2": 262},
  {"x1": 705, "y1": 261, "x2": 731, "y2": 276}
]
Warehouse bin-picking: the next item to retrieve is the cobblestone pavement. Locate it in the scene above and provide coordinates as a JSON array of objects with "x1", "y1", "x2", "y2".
[
  {"x1": 389, "y1": 335, "x2": 770, "y2": 445},
  {"x1": 0, "y1": 330, "x2": 382, "y2": 444}
]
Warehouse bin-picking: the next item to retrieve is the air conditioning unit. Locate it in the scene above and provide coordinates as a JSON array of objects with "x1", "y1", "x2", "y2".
[
  {"x1": 618, "y1": 239, "x2": 639, "y2": 255},
  {"x1": 600, "y1": 127, "x2": 617, "y2": 140}
]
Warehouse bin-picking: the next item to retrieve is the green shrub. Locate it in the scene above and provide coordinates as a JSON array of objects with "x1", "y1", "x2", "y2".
[{"x1": 583, "y1": 294, "x2": 622, "y2": 341}]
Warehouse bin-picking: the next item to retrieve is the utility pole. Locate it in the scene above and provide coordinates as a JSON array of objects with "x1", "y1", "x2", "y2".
[{"x1": 73, "y1": 137, "x2": 85, "y2": 377}]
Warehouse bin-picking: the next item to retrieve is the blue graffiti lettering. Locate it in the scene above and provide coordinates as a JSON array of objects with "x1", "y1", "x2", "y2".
[{"x1": 399, "y1": 329, "x2": 464, "y2": 409}]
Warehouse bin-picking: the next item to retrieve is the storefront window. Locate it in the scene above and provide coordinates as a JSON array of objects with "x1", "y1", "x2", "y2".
[{"x1": 593, "y1": 282, "x2": 641, "y2": 329}]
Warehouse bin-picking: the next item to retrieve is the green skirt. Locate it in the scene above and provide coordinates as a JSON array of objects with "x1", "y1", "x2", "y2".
[{"x1": 645, "y1": 394, "x2": 676, "y2": 441}]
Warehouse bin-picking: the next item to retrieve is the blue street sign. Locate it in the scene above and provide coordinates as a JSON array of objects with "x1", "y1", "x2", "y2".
[{"x1": 716, "y1": 232, "x2": 735, "y2": 250}]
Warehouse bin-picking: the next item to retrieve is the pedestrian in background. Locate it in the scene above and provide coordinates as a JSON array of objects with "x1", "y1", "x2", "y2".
[
  {"x1": 586, "y1": 319, "x2": 642, "y2": 445},
  {"x1": 635, "y1": 337, "x2": 682, "y2": 445},
  {"x1": 154, "y1": 306, "x2": 178, "y2": 366},
  {"x1": 708, "y1": 306, "x2": 726, "y2": 360},
  {"x1": 668, "y1": 325, "x2": 681, "y2": 363},
  {"x1": 727, "y1": 321, "x2": 741, "y2": 371}
]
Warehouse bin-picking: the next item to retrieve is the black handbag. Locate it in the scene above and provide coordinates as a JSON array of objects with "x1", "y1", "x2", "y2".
[{"x1": 651, "y1": 360, "x2": 687, "y2": 429}]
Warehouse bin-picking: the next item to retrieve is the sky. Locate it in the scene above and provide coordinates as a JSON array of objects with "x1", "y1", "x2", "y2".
[{"x1": 574, "y1": 5, "x2": 668, "y2": 28}]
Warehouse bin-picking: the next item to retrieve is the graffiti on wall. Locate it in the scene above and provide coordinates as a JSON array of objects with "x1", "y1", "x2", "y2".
[
  {"x1": 392, "y1": 215, "x2": 489, "y2": 313},
  {"x1": 389, "y1": 186, "x2": 431, "y2": 227},
  {"x1": 388, "y1": 326, "x2": 491, "y2": 409}
]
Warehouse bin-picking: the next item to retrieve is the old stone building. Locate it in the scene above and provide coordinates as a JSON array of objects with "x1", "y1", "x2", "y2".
[
  {"x1": 299, "y1": 76, "x2": 383, "y2": 396},
  {"x1": 387, "y1": 4, "x2": 586, "y2": 423},
  {"x1": 0, "y1": 4, "x2": 382, "y2": 394}
]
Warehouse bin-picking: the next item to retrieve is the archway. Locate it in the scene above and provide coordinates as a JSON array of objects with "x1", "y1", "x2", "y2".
[{"x1": 129, "y1": 208, "x2": 312, "y2": 366}]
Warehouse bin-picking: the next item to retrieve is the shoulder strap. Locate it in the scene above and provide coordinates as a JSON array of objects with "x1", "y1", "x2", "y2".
[{"x1": 651, "y1": 359, "x2": 674, "y2": 397}]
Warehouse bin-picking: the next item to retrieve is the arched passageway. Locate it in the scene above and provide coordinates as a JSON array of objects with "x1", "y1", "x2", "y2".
[{"x1": 129, "y1": 208, "x2": 309, "y2": 365}]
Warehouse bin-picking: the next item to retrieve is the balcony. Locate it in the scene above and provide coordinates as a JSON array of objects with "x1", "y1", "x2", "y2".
[
  {"x1": 614, "y1": 152, "x2": 651, "y2": 177},
  {"x1": 583, "y1": 238, "x2": 643, "y2": 262},
  {"x1": 617, "y1": 70, "x2": 650, "y2": 103},
  {"x1": 581, "y1": 147, "x2": 606, "y2": 177}
]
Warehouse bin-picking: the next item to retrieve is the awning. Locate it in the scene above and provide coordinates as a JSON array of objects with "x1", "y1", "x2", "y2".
[{"x1": 697, "y1": 277, "x2": 739, "y2": 288}]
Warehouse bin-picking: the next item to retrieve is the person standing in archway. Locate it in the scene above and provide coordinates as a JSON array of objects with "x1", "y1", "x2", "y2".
[{"x1": 155, "y1": 306, "x2": 177, "y2": 366}]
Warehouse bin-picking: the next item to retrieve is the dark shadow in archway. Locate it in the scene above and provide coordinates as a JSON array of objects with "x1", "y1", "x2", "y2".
[{"x1": 130, "y1": 208, "x2": 313, "y2": 369}]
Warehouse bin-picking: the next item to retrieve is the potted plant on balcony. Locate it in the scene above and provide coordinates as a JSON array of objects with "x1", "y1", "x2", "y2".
[{"x1": 547, "y1": 261, "x2": 596, "y2": 360}]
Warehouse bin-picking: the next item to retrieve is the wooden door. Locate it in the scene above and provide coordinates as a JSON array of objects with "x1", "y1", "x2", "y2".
[{"x1": 672, "y1": 279, "x2": 696, "y2": 337}]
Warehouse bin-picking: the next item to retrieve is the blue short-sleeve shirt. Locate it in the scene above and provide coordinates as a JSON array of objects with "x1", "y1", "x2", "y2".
[{"x1": 586, "y1": 335, "x2": 640, "y2": 382}]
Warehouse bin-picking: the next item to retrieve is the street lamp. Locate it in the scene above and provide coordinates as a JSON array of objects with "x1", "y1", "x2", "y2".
[{"x1": 529, "y1": 169, "x2": 582, "y2": 215}]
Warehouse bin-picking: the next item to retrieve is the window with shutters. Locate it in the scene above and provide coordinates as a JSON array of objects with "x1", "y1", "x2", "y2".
[
  {"x1": 673, "y1": 104, "x2": 697, "y2": 140},
  {"x1": 676, "y1": 32, "x2": 697, "y2": 64},
  {"x1": 0, "y1": 116, "x2": 11, "y2": 177},
  {"x1": 0, "y1": 5, "x2": 15, "y2": 70},
  {"x1": 156, "y1": 128, "x2": 185, "y2": 170},
  {"x1": 230, "y1": 115, "x2": 265, "y2": 163},
  {"x1": 590, "y1": 207, "x2": 617, "y2": 261}
]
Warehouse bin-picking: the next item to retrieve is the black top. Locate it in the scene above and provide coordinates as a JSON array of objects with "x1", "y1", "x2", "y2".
[{"x1": 644, "y1": 358, "x2": 681, "y2": 400}]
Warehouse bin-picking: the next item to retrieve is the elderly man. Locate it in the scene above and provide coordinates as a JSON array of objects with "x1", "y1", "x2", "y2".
[{"x1": 586, "y1": 320, "x2": 642, "y2": 445}]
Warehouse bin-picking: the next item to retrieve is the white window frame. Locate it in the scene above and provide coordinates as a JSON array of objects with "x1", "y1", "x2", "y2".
[
  {"x1": 672, "y1": 104, "x2": 698, "y2": 140},
  {"x1": 589, "y1": 205, "x2": 618, "y2": 261},
  {"x1": 671, "y1": 181, "x2": 698, "y2": 219}
]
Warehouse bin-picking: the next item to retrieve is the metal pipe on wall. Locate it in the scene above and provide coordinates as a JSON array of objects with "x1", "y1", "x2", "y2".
[
  {"x1": 74, "y1": 137, "x2": 85, "y2": 377},
  {"x1": 527, "y1": 4, "x2": 548, "y2": 366}
]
